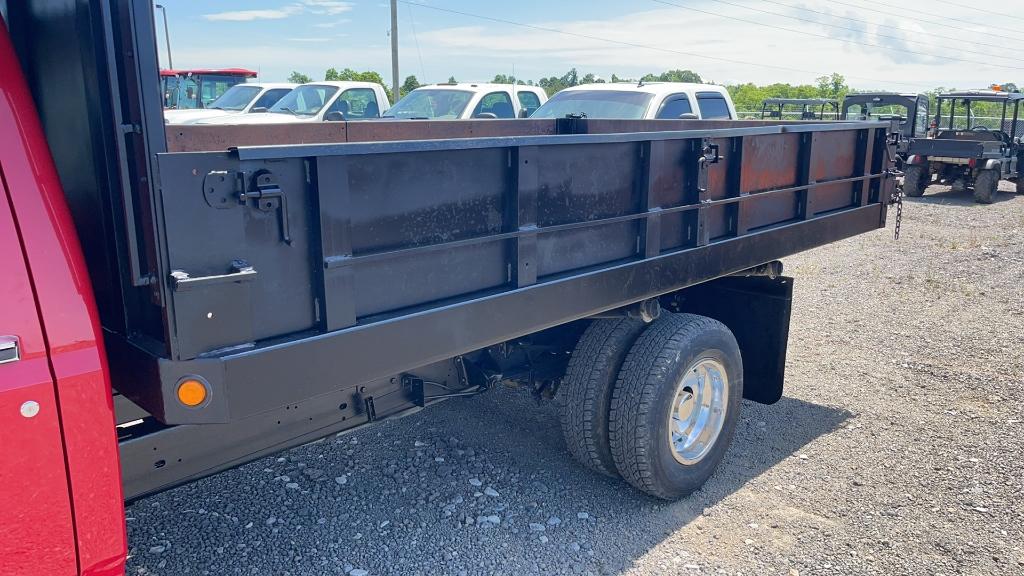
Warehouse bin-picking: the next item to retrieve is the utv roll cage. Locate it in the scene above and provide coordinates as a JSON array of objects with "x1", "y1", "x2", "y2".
[
  {"x1": 760, "y1": 98, "x2": 839, "y2": 121},
  {"x1": 841, "y1": 92, "x2": 930, "y2": 139},
  {"x1": 934, "y1": 90, "x2": 1024, "y2": 140}
]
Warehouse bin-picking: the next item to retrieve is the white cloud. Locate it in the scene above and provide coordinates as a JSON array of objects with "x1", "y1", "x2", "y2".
[
  {"x1": 302, "y1": 0, "x2": 353, "y2": 15},
  {"x1": 288, "y1": 37, "x2": 332, "y2": 42},
  {"x1": 411, "y1": 4, "x2": 998, "y2": 91},
  {"x1": 203, "y1": 7, "x2": 302, "y2": 22},
  {"x1": 203, "y1": 2, "x2": 352, "y2": 22}
]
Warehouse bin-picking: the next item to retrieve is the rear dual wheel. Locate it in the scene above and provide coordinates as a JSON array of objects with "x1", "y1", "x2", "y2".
[{"x1": 559, "y1": 313, "x2": 743, "y2": 500}]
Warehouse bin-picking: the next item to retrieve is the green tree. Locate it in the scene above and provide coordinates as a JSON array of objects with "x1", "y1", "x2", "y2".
[
  {"x1": 288, "y1": 71, "x2": 312, "y2": 84},
  {"x1": 815, "y1": 72, "x2": 848, "y2": 100},
  {"x1": 324, "y1": 68, "x2": 393, "y2": 102},
  {"x1": 401, "y1": 75, "x2": 422, "y2": 98},
  {"x1": 447, "y1": 75, "x2": 458, "y2": 83},
  {"x1": 641, "y1": 69, "x2": 703, "y2": 84}
]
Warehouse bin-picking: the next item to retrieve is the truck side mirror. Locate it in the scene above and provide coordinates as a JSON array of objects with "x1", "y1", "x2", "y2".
[
  {"x1": 678, "y1": 113, "x2": 699, "y2": 120},
  {"x1": 518, "y1": 109, "x2": 529, "y2": 118},
  {"x1": 474, "y1": 112, "x2": 498, "y2": 119},
  {"x1": 250, "y1": 107, "x2": 268, "y2": 114},
  {"x1": 325, "y1": 111, "x2": 346, "y2": 122}
]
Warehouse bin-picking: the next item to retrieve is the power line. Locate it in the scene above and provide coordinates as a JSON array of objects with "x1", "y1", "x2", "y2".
[
  {"x1": 404, "y1": 2, "x2": 427, "y2": 83},
  {"x1": 754, "y1": 0, "x2": 1024, "y2": 52},
  {"x1": 930, "y1": 0, "x2": 1024, "y2": 23},
  {"x1": 649, "y1": 0, "x2": 1024, "y2": 71},
  {"x1": 396, "y1": 0, "x2": 930, "y2": 89},
  {"x1": 825, "y1": 0, "x2": 1024, "y2": 38}
]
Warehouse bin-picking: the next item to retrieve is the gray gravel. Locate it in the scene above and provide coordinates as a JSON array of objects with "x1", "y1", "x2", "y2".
[{"x1": 126, "y1": 183, "x2": 1024, "y2": 575}]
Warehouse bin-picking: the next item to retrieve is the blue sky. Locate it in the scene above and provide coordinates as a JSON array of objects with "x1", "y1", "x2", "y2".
[{"x1": 157, "y1": 0, "x2": 1023, "y2": 92}]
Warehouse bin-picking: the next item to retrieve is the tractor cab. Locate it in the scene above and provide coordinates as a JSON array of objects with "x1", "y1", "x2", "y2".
[
  {"x1": 161, "y1": 68, "x2": 258, "y2": 109},
  {"x1": 759, "y1": 98, "x2": 838, "y2": 121}
]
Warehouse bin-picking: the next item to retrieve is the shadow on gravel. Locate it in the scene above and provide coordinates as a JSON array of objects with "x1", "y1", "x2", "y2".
[
  {"x1": 125, "y1": 389, "x2": 850, "y2": 576},
  {"x1": 907, "y1": 186, "x2": 1021, "y2": 205}
]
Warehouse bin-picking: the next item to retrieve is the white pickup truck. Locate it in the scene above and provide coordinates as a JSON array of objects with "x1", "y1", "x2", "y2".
[
  {"x1": 531, "y1": 82, "x2": 737, "y2": 120},
  {"x1": 163, "y1": 82, "x2": 296, "y2": 125},
  {"x1": 194, "y1": 81, "x2": 390, "y2": 125},
  {"x1": 383, "y1": 83, "x2": 549, "y2": 120}
]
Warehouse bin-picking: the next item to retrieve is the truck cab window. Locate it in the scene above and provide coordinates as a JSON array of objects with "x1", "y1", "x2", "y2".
[
  {"x1": 517, "y1": 92, "x2": 542, "y2": 116},
  {"x1": 696, "y1": 93, "x2": 731, "y2": 119},
  {"x1": 251, "y1": 89, "x2": 292, "y2": 111},
  {"x1": 473, "y1": 92, "x2": 515, "y2": 118},
  {"x1": 656, "y1": 95, "x2": 693, "y2": 119},
  {"x1": 332, "y1": 88, "x2": 380, "y2": 119}
]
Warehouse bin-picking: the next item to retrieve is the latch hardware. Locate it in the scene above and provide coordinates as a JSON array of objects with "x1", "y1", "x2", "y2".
[{"x1": 202, "y1": 169, "x2": 292, "y2": 244}]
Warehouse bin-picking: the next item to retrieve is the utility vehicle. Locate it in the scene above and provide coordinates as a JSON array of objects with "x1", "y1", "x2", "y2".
[{"x1": 904, "y1": 89, "x2": 1024, "y2": 203}]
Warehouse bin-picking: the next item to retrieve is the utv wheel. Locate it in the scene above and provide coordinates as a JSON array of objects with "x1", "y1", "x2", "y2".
[
  {"x1": 973, "y1": 169, "x2": 999, "y2": 204},
  {"x1": 1015, "y1": 176, "x2": 1024, "y2": 194},
  {"x1": 609, "y1": 314, "x2": 743, "y2": 500},
  {"x1": 558, "y1": 318, "x2": 648, "y2": 477},
  {"x1": 902, "y1": 164, "x2": 926, "y2": 197}
]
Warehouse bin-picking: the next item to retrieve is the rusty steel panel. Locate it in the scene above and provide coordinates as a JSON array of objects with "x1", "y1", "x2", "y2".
[
  {"x1": 740, "y1": 133, "x2": 801, "y2": 230},
  {"x1": 809, "y1": 130, "x2": 858, "y2": 215},
  {"x1": 740, "y1": 133, "x2": 801, "y2": 193}
]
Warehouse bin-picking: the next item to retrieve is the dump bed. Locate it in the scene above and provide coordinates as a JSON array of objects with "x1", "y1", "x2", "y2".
[{"x1": 97, "y1": 117, "x2": 894, "y2": 426}]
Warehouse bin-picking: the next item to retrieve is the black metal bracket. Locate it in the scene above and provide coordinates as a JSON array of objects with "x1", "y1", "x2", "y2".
[
  {"x1": 169, "y1": 259, "x2": 257, "y2": 292},
  {"x1": 202, "y1": 169, "x2": 292, "y2": 244}
]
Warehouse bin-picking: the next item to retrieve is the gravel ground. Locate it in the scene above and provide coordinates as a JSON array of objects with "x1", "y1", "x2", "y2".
[{"x1": 126, "y1": 183, "x2": 1024, "y2": 576}]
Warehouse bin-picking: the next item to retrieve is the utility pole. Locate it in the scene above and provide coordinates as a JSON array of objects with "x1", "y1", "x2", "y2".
[
  {"x1": 390, "y1": 0, "x2": 400, "y2": 102},
  {"x1": 156, "y1": 4, "x2": 173, "y2": 69}
]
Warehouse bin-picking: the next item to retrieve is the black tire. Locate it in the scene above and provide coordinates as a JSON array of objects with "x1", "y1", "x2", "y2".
[
  {"x1": 902, "y1": 164, "x2": 926, "y2": 197},
  {"x1": 609, "y1": 313, "x2": 743, "y2": 500},
  {"x1": 558, "y1": 318, "x2": 648, "y2": 477},
  {"x1": 1015, "y1": 176, "x2": 1024, "y2": 194},
  {"x1": 973, "y1": 169, "x2": 999, "y2": 204}
]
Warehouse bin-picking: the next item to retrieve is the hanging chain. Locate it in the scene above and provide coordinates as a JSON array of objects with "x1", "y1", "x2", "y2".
[{"x1": 890, "y1": 181, "x2": 904, "y2": 240}]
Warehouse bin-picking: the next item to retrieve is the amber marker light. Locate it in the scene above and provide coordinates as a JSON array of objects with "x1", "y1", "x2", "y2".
[{"x1": 177, "y1": 377, "x2": 209, "y2": 407}]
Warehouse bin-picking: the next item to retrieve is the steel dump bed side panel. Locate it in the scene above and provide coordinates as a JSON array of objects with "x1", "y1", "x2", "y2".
[{"x1": 111, "y1": 120, "x2": 891, "y2": 425}]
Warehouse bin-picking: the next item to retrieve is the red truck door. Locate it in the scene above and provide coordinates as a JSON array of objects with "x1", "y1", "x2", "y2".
[{"x1": 0, "y1": 173, "x2": 78, "y2": 574}]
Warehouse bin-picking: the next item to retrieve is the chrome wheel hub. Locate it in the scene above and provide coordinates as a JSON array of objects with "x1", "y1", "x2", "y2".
[{"x1": 668, "y1": 357, "x2": 729, "y2": 465}]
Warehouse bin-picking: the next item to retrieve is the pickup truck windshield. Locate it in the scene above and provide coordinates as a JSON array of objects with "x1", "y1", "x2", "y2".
[
  {"x1": 269, "y1": 85, "x2": 339, "y2": 116},
  {"x1": 207, "y1": 85, "x2": 261, "y2": 111},
  {"x1": 531, "y1": 90, "x2": 654, "y2": 119},
  {"x1": 384, "y1": 90, "x2": 474, "y2": 119}
]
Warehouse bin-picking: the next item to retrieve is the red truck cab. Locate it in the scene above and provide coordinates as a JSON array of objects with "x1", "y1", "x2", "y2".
[{"x1": 0, "y1": 18, "x2": 126, "y2": 576}]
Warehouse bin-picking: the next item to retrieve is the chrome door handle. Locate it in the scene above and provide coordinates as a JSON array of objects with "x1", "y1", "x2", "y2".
[{"x1": 0, "y1": 336, "x2": 20, "y2": 364}]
